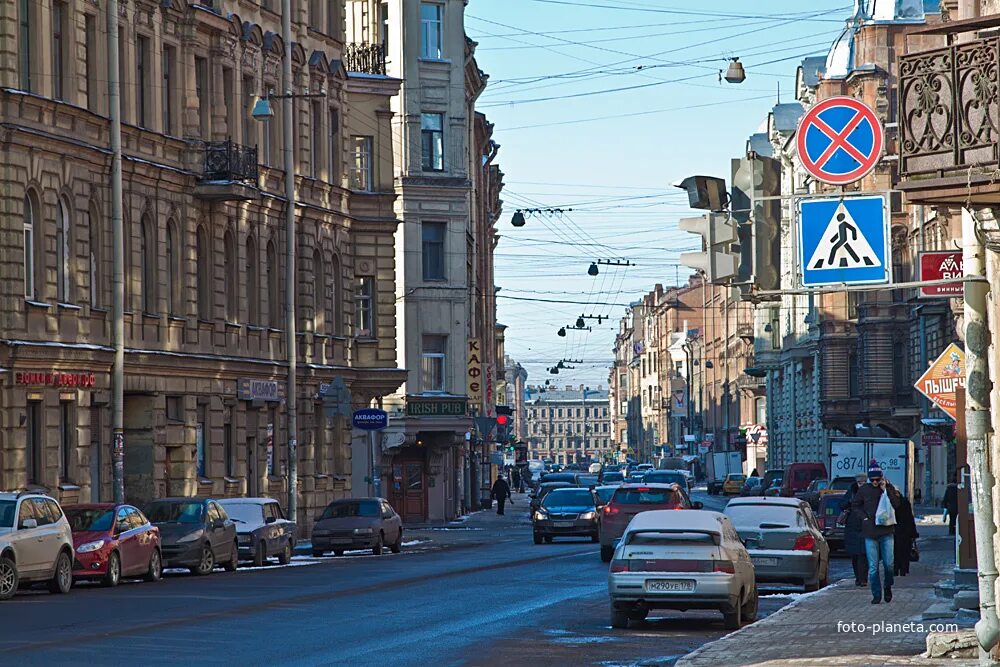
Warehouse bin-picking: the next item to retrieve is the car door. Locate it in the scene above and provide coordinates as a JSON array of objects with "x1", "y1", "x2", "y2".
[
  {"x1": 29, "y1": 498, "x2": 62, "y2": 574},
  {"x1": 263, "y1": 502, "x2": 282, "y2": 554},
  {"x1": 116, "y1": 507, "x2": 144, "y2": 576},
  {"x1": 210, "y1": 502, "x2": 235, "y2": 558},
  {"x1": 13, "y1": 500, "x2": 42, "y2": 575},
  {"x1": 381, "y1": 502, "x2": 401, "y2": 543}
]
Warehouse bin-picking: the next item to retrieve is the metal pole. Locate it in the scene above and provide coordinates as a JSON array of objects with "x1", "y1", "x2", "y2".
[
  {"x1": 107, "y1": 0, "x2": 125, "y2": 504},
  {"x1": 281, "y1": 0, "x2": 298, "y2": 522},
  {"x1": 961, "y1": 208, "x2": 999, "y2": 659}
]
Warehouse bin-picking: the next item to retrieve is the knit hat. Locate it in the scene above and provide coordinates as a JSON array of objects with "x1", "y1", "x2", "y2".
[{"x1": 867, "y1": 459, "x2": 883, "y2": 479}]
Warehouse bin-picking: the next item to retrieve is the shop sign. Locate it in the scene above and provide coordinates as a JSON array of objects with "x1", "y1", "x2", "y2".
[
  {"x1": 485, "y1": 364, "x2": 495, "y2": 417},
  {"x1": 914, "y1": 343, "x2": 965, "y2": 421},
  {"x1": 406, "y1": 398, "x2": 468, "y2": 417},
  {"x1": 15, "y1": 371, "x2": 96, "y2": 388},
  {"x1": 352, "y1": 408, "x2": 388, "y2": 431},
  {"x1": 467, "y1": 339, "x2": 483, "y2": 404},
  {"x1": 923, "y1": 431, "x2": 944, "y2": 447},
  {"x1": 918, "y1": 251, "x2": 963, "y2": 298},
  {"x1": 238, "y1": 378, "x2": 285, "y2": 402}
]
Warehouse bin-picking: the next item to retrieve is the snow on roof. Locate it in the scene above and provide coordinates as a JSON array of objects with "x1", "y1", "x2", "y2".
[{"x1": 626, "y1": 509, "x2": 727, "y2": 534}]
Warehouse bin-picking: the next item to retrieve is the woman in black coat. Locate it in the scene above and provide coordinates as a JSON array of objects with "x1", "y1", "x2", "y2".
[
  {"x1": 841, "y1": 478, "x2": 868, "y2": 586},
  {"x1": 893, "y1": 495, "x2": 919, "y2": 576}
]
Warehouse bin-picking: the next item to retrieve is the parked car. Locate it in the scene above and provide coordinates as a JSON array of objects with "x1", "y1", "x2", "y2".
[
  {"x1": 599, "y1": 484, "x2": 702, "y2": 562},
  {"x1": 779, "y1": 462, "x2": 827, "y2": 498},
  {"x1": 607, "y1": 509, "x2": 757, "y2": 630},
  {"x1": 533, "y1": 488, "x2": 600, "y2": 544},
  {"x1": 145, "y1": 497, "x2": 238, "y2": 575},
  {"x1": 723, "y1": 497, "x2": 829, "y2": 591},
  {"x1": 723, "y1": 474, "x2": 747, "y2": 496},
  {"x1": 593, "y1": 485, "x2": 618, "y2": 508},
  {"x1": 740, "y1": 476, "x2": 762, "y2": 496},
  {"x1": 817, "y1": 492, "x2": 846, "y2": 551},
  {"x1": 218, "y1": 498, "x2": 296, "y2": 567},
  {"x1": 644, "y1": 470, "x2": 691, "y2": 492},
  {"x1": 65, "y1": 503, "x2": 162, "y2": 586},
  {"x1": 601, "y1": 471, "x2": 625, "y2": 485},
  {"x1": 759, "y1": 469, "x2": 784, "y2": 496},
  {"x1": 0, "y1": 492, "x2": 75, "y2": 600},
  {"x1": 312, "y1": 498, "x2": 402, "y2": 557},
  {"x1": 529, "y1": 481, "x2": 574, "y2": 513}
]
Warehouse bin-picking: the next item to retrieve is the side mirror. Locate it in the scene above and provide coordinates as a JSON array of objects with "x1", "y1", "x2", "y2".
[
  {"x1": 265, "y1": 516, "x2": 277, "y2": 524},
  {"x1": 692, "y1": 501, "x2": 704, "y2": 510},
  {"x1": 212, "y1": 518, "x2": 225, "y2": 529},
  {"x1": 21, "y1": 518, "x2": 37, "y2": 530}
]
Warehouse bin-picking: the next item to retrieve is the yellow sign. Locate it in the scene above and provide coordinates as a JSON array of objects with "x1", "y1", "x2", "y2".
[
  {"x1": 467, "y1": 339, "x2": 483, "y2": 404},
  {"x1": 914, "y1": 343, "x2": 965, "y2": 421}
]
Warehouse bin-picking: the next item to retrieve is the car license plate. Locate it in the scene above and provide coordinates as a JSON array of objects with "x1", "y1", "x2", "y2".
[
  {"x1": 553, "y1": 521, "x2": 575, "y2": 528},
  {"x1": 752, "y1": 557, "x2": 778, "y2": 567},
  {"x1": 646, "y1": 580, "x2": 695, "y2": 592},
  {"x1": 330, "y1": 538, "x2": 353, "y2": 545}
]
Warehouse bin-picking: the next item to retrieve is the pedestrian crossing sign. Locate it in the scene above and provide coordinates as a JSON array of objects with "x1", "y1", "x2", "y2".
[{"x1": 798, "y1": 195, "x2": 889, "y2": 287}]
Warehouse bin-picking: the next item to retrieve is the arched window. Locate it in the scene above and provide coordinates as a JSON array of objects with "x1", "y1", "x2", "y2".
[
  {"x1": 88, "y1": 201, "x2": 102, "y2": 308},
  {"x1": 246, "y1": 235, "x2": 259, "y2": 325},
  {"x1": 56, "y1": 198, "x2": 71, "y2": 303},
  {"x1": 166, "y1": 220, "x2": 180, "y2": 315},
  {"x1": 266, "y1": 239, "x2": 279, "y2": 329},
  {"x1": 312, "y1": 248, "x2": 324, "y2": 332},
  {"x1": 196, "y1": 225, "x2": 211, "y2": 319},
  {"x1": 224, "y1": 227, "x2": 237, "y2": 322},
  {"x1": 331, "y1": 254, "x2": 342, "y2": 336},
  {"x1": 23, "y1": 193, "x2": 37, "y2": 299},
  {"x1": 141, "y1": 215, "x2": 156, "y2": 313}
]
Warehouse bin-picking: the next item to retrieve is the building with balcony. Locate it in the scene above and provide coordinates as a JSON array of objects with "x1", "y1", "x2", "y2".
[
  {"x1": 0, "y1": 0, "x2": 408, "y2": 532},
  {"x1": 525, "y1": 386, "x2": 612, "y2": 465}
]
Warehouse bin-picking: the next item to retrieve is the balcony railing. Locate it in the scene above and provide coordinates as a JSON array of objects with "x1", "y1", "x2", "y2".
[
  {"x1": 202, "y1": 140, "x2": 258, "y2": 182},
  {"x1": 345, "y1": 43, "x2": 387, "y2": 76},
  {"x1": 899, "y1": 36, "x2": 1000, "y2": 178}
]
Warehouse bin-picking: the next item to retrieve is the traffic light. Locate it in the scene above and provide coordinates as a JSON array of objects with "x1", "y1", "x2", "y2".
[
  {"x1": 731, "y1": 155, "x2": 781, "y2": 291},
  {"x1": 496, "y1": 414, "x2": 510, "y2": 443},
  {"x1": 675, "y1": 175, "x2": 728, "y2": 212},
  {"x1": 679, "y1": 213, "x2": 738, "y2": 284}
]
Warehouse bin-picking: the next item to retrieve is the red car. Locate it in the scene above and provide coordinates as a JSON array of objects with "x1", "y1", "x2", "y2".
[
  {"x1": 64, "y1": 503, "x2": 162, "y2": 586},
  {"x1": 598, "y1": 483, "x2": 703, "y2": 562}
]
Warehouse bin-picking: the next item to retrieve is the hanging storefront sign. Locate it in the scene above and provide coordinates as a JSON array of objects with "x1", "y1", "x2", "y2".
[
  {"x1": 15, "y1": 371, "x2": 96, "y2": 388},
  {"x1": 914, "y1": 343, "x2": 965, "y2": 421},
  {"x1": 467, "y1": 339, "x2": 483, "y2": 404},
  {"x1": 485, "y1": 364, "x2": 495, "y2": 418}
]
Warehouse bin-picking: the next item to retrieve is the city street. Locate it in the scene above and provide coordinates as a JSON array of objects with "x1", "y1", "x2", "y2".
[{"x1": 0, "y1": 490, "x2": 852, "y2": 667}]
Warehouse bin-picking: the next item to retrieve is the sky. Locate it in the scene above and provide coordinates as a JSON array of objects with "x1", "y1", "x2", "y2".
[{"x1": 468, "y1": 0, "x2": 851, "y2": 388}]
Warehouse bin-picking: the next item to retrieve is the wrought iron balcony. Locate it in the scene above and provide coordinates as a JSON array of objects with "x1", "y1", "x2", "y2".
[
  {"x1": 194, "y1": 140, "x2": 259, "y2": 201},
  {"x1": 345, "y1": 43, "x2": 387, "y2": 76}
]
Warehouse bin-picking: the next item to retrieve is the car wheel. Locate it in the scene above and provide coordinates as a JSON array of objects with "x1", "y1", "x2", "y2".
[
  {"x1": 600, "y1": 545, "x2": 614, "y2": 563},
  {"x1": 48, "y1": 551, "x2": 72, "y2": 594},
  {"x1": 102, "y1": 551, "x2": 121, "y2": 588},
  {"x1": 610, "y1": 607, "x2": 630, "y2": 629},
  {"x1": 333, "y1": 550, "x2": 344, "y2": 557},
  {"x1": 192, "y1": 544, "x2": 214, "y2": 576},
  {"x1": 741, "y1": 587, "x2": 759, "y2": 623},
  {"x1": 253, "y1": 541, "x2": 266, "y2": 567},
  {"x1": 144, "y1": 550, "x2": 163, "y2": 582},
  {"x1": 223, "y1": 542, "x2": 239, "y2": 572},
  {"x1": 0, "y1": 555, "x2": 18, "y2": 601},
  {"x1": 372, "y1": 533, "x2": 384, "y2": 556},
  {"x1": 723, "y1": 596, "x2": 743, "y2": 630},
  {"x1": 533, "y1": 533, "x2": 543, "y2": 545},
  {"x1": 278, "y1": 540, "x2": 292, "y2": 565},
  {"x1": 390, "y1": 530, "x2": 403, "y2": 554}
]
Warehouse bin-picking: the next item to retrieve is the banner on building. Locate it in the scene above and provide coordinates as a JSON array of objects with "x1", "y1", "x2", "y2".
[
  {"x1": 467, "y1": 339, "x2": 483, "y2": 404},
  {"x1": 914, "y1": 343, "x2": 965, "y2": 421},
  {"x1": 918, "y1": 251, "x2": 963, "y2": 298}
]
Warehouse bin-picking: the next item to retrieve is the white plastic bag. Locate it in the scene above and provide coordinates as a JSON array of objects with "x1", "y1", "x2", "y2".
[{"x1": 875, "y1": 490, "x2": 897, "y2": 527}]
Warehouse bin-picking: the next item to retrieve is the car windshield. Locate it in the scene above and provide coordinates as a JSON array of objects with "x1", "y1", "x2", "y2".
[
  {"x1": 542, "y1": 490, "x2": 594, "y2": 508},
  {"x1": 602, "y1": 472, "x2": 624, "y2": 483},
  {"x1": 595, "y1": 487, "x2": 616, "y2": 504},
  {"x1": 643, "y1": 472, "x2": 686, "y2": 486},
  {"x1": 321, "y1": 501, "x2": 380, "y2": 519},
  {"x1": 831, "y1": 478, "x2": 854, "y2": 490},
  {"x1": 725, "y1": 504, "x2": 805, "y2": 528},
  {"x1": 220, "y1": 503, "x2": 265, "y2": 525},
  {"x1": 728, "y1": 475, "x2": 746, "y2": 482},
  {"x1": 145, "y1": 501, "x2": 204, "y2": 524},
  {"x1": 613, "y1": 488, "x2": 685, "y2": 507},
  {"x1": 0, "y1": 500, "x2": 14, "y2": 528},
  {"x1": 576, "y1": 475, "x2": 599, "y2": 486},
  {"x1": 65, "y1": 508, "x2": 114, "y2": 531}
]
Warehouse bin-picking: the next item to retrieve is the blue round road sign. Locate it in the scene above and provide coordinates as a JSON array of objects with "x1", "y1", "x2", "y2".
[
  {"x1": 352, "y1": 408, "x2": 388, "y2": 431},
  {"x1": 796, "y1": 96, "x2": 884, "y2": 186}
]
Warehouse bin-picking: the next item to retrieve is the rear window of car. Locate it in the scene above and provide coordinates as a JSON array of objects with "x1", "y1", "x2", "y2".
[
  {"x1": 727, "y1": 475, "x2": 746, "y2": 482},
  {"x1": 627, "y1": 531, "x2": 716, "y2": 545},
  {"x1": 602, "y1": 472, "x2": 624, "y2": 483},
  {"x1": 576, "y1": 475, "x2": 599, "y2": 486},
  {"x1": 321, "y1": 501, "x2": 380, "y2": 519},
  {"x1": 595, "y1": 487, "x2": 616, "y2": 504},
  {"x1": 66, "y1": 508, "x2": 114, "y2": 531},
  {"x1": 644, "y1": 472, "x2": 686, "y2": 486},
  {"x1": 613, "y1": 488, "x2": 686, "y2": 507},
  {"x1": 725, "y1": 504, "x2": 806, "y2": 528},
  {"x1": 542, "y1": 490, "x2": 594, "y2": 507}
]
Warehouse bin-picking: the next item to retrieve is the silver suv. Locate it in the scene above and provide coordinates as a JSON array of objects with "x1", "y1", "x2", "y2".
[{"x1": 0, "y1": 492, "x2": 75, "y2": 600}]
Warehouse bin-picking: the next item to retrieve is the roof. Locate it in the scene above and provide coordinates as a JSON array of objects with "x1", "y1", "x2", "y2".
[
  {"x1": 626, "y1": 509, "x2": 727, "y2": 533},
  {"x1": 771, "y1": 103, "x2": 804, "y2": 133},
  {"x1": 526, "y1": 389, "x2": 609, "y2": 403},
  {"x1": 799, "y1": 56, "x2": 826, "y2": 87},
  {"x1": 726, "y1": 496, "x2": 807, "y2": 508},
  {"x1": 747, "y1": 132, "x2": 773, "y2": 157},
  {"x1": 217, "y1": 497, "x2": 280, "y2": 505}
]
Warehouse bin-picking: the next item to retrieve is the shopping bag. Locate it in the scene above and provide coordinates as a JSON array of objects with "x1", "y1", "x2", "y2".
[
  {"x1": 910, "y1": 542, "x2": 920, "y2": 562},
  {"x1": 875, "y1": 490, "x2": 897, "y2": 526}
]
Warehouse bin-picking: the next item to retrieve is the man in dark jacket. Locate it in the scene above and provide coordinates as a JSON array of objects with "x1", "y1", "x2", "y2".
[
  {"x1": 840, "y1": 474, "x2": 868, "y2": 586},
  {"x1": 851, "y1": 460, "x2": 901, "y2": 604},
  {"x1": 491, "y1": 476, "x2": 512, "y2": 516},
  {"x1": 943, "y1": 475, "x2": 959, "y2": 536}
]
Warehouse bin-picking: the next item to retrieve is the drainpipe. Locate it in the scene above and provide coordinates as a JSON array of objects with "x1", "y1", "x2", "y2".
[{"x1": 961, "y1": 208, "x2": 999, "y2": 657}]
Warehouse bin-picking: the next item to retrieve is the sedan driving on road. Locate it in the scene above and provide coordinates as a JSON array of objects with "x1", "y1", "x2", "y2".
[
  {"x1": 724, "y1": 497, "x2": 829, "y2": 591},
  {"x1": 65, "y1": 503, "x2": 162, "y2": 586},
  {"x1": 608, "y1": 509, "x2": 757, "y2": 630},
  {"x1": 312, "y1": 498, "x2": 403, "y2": 557},
  {"x1": 532, "y1": 488, "x2": 600, "y2": 544},
  {"x1": 218, "y1": 498, "x2": 296, "y2": 567},
  {"x1": 529, "y1": 481, "x2": 574, "y2": 513},
  {"x1": 145, "y1": 498, "x2": 238, "y2": 575},
  {"x1": 599, "y1": 484, "x2": 701, "y2": 562}
]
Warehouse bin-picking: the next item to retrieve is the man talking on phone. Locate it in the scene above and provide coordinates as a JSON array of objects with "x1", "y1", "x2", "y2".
[{"x1": 851, "y1": 460, "x2": 902, "y2": 604}]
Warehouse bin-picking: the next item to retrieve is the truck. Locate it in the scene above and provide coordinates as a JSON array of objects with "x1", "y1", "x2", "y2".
[
  {"x1": 829, "y1": 437, "x2": 912, "y2": 498},
  {"x1": 706, "y1": 451, "x2": 742, "y2": 495}
]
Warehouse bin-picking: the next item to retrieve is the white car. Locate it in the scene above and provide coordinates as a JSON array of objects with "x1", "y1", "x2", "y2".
[
  {"x1": 0, "y1": 492, "x2": 75, "y2": 600},
  {"x1": 607, "y1": 509, "x2": 757, "y2": 630}
]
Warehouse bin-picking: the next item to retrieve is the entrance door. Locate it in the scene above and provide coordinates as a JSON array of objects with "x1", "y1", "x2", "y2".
[{"x1": 401, "y1": 462, "x2": 426, "y2": 522}]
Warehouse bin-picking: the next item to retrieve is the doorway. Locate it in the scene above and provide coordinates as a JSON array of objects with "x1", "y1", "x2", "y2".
[
  {"x1": 389, "y1": 453, "x2": 427, "y2": 522},
  {"x1": 123, "y1": 394, "x2": 155, "y2": 506},
  {"x1": 247, "y1": 407, "x2": 259, "y2": 496}
]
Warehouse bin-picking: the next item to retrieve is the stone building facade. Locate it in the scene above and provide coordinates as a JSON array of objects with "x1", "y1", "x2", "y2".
[{"x1": 525, "y1": 386, "x2": 612, "y2": 465}]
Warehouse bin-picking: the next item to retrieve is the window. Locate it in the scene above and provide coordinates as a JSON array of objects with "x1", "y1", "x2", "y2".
[
  {"x1": 224, "y1": 407, "x2": 235, "y2": 478},
  {"x1": 421, "y1": 113, "x2": 444, "y2": 171},
  {"x1": 247, "y1": 235, "x2": 259, "y2": 324},
  {"x1": 196, "y1": 404, "x2": 207, "y2": 478},
  {"x1": 267, "y1": 240, "x2": 280, "y2": 329},
  {"x1": 85, "y1": 15, "x2": 97, "y2": 111},
  {"x1": 380, "y1": 2, "x2": 390, "y2": 48},
  {"x1": 422, "y1": 222, "x2": 446, "y2": 280},
  {"x1": 311, "y1": 100, "x2": 322, "y2": 179},
  {"x1": 242, "y1": 75, "x2": 255, "y2": 148},
  {"x1": 89, "y1": 202, "x2": 101, "y2": 307},
  {"x1": 52, "y1": 1, "x2": 66, "y2": 100},
  {"x1": 420, "y1": 3, "x2": 443, "y2": 59},
  {"x1": 23, "y1": 194, "x2": 36, "y2": 299},
  {"x1": 350, "y1": 136, "x2": 373, "y2": 191},
  {"x1": 331, "y1": 255, "x2": 342, "y2": 335},
  {"x1": 224, "y1": 228, "x2": 237, "y2": 321},
  {"x1": 137, "y1": 35, "x2": 150, "y2": 127},
  {"x1": 197, "y1": 225, "x2": 211, "y2": 319},
  {"x1": 421, "y1": 335, "x2": 447, "y2": 392},
  {"x1": 312, "y1": 249, "x2": 325, "y2": 332},
  {"x1": 222, "y1": 67, "x2": 234, "y2": 146},
  {"x1": 265, "y1": 86, "x2": 279, "y2": 168},
  {"x1": 18, "y1": 0, "x2": 31, "y2": 91},
  {"x1": 166, "y1": 395, "x2": 182, "y2": 421},
  {"x1": 166, "y1": 221, "x2": 180, "y2": 315},
  {"x1": 26, "y1": 400, "x2": 41, "y2": 484},
  {"x1": 141, "y1": 216, "x2": 156, "y2": 313},
  {"x1": 60, "y1": 401, "x2": 73, "y2": 482},
  {"x1": 326, "y1": 0, "x2": 338, "y2": 36},
  {"x1": 328, "y1": 108, "x2": 339, "y2": 184},
  {"x1": 56, "y1": 198, "x2": 70, "y2": 303},
  {"x1": 195, "y1": 57, "x2": 208, "y2": 137},
  {"x1": 163, "y1": 45, "x2": 176, "y2": 134},
  {"x1": 354, "y1": 276, "x2": 374, "y2": 337},
  {"x1": 310, "y1": 0, "x2": 321, "y2": 30}
]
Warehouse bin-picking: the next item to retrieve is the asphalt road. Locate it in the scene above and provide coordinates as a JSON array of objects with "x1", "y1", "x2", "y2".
[{"x1": 0, "y1": 489, "x2": 852, "y2": 667}]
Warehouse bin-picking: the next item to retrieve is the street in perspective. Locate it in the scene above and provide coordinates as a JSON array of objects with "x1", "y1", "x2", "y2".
[{"x1": 2, "y1": 0, "x2": 1000, "y2": 666}]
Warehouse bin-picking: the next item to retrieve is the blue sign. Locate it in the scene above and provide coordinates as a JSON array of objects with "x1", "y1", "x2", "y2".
[
  {"x1": 796, "y1": 96, "x2": 884, "y2": 186},
  {"x1": 352, "y1": 408, "x2": 388, "y2": 431},
  {"x1": 799, "y1": 195, "x2": 889, "y2": 287}
]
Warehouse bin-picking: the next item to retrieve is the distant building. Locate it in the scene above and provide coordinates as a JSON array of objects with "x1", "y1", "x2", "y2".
[{"x1": 525, "y1": 386, "x2": 612, "y2": 465}]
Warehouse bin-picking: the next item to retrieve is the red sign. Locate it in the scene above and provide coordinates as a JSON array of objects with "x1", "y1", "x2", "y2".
[
  {"x1": 923, "y1": 431, "x2": 943, "y2": 447},
  {"x1": 919, "y1": 251, "x2": 963, "y2": 298},
  {"x1": 914, "y1": 343, "x2": 965, "y2": 421},
  {"x1": 15, "y1": 371, "x2": 96, "y2": 388}
]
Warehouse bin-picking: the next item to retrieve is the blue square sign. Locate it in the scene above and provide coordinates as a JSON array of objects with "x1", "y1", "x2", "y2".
[{"x1": 799, "y1": 195, "x2": 889, "y2": 287}]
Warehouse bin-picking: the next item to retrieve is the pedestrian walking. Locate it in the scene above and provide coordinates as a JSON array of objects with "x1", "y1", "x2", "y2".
[
  {"x1": 943, "y1": 474, "x2": 959, "y2": 536},
  {"x1": 491, "y1": 476, "x2": 512, "y2": 516},
  {"x1": 511, "y1": 467, "x2": 523, "y2": 494},
  {"x1": 840, "y1": 473, "x2": 868, "y2": 587},
  {"x1": 851, "y1": 460, "x2": 901, "y2": 604},
  {"x1": 893, "y1": 494, "x2": 919, "y2": 576}
]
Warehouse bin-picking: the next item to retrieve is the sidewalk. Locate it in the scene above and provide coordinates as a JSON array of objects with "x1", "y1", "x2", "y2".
[
  {"x1": 676, "y1": 524, "x2": 974, "y2": 667},
  {"x1": 401, "y1": 492, "x2": 532, "y2": 548}
]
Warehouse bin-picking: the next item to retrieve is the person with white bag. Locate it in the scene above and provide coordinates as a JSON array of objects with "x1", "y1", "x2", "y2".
[{"x1": 851, "y1": 460, "x2": 901, "y2": 605}]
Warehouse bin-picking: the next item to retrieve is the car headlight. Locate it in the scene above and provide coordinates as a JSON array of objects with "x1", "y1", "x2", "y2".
[
  {"x1": 77, "y1": 540, "x2": 105, "y2": 553},
  {"x1": 579, "y1": 511, "x2": 596, "y2": 520},
  {"x1": 353, "y1": 528, "x2": 373, "y2": 535},
  {"x1": 176, "y1": 530, "x2": 204, "y2": 544},
  {"x1": 534, "y1": 511, "x2": 548, "y2": 521}
]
